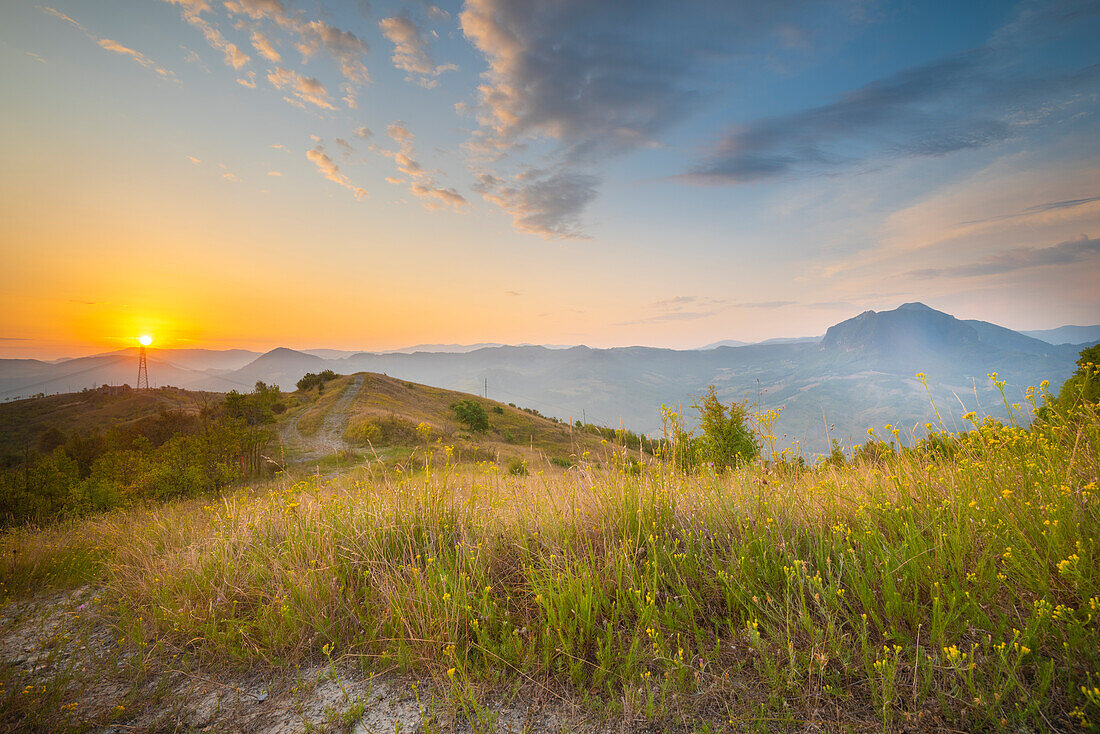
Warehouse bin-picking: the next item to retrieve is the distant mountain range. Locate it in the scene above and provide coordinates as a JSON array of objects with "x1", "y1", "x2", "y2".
[
  {"x1": 1020, "y1": 325, "x2": 1100, "y2": 345},
  {"x1": 700, "y1": 336, "x2": 822, "y2": 349},
  {"x1": 2, "y1": 304, "x2": 1096, "y2": 454}
]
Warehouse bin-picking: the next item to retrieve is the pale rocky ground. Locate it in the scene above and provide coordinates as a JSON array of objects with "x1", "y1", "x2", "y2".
[
  {"x1": 0, "y1": 586, "x2": 653, "y2": 733},
  {"x1": 278, "y1": 375, "x2": 364, "y2": 464}
]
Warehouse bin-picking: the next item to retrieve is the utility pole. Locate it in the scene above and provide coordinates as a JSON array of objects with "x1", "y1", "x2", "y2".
[{"x1": 137, "y1": 345, "x2": 149, "y2": 390}]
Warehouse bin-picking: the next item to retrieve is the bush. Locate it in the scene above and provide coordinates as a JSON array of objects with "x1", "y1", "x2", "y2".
[
  {"x1": 507, "y1": 457, "x2": 529, "y2": 476},
  {"x1": 344, "y1": 416, "x2": 420, "y2": 447},
  {"x1": 451, "y1": 400, "x2": 489, "y2": 432},
  {"x1": 852, "y1": 438, "x2": 894, "y2": 465},
  {"x1": 1042, "y1": 344, "x2": 1100, "y2": 417},
  {"x1": 296, "y1": 370, "x2": 338, "y2": 392},
  {"x1": 692, "y1": 385, "x2": 759, "y2": 470},
  {"x1": 344, "y1": 418, "x2": 382, "y2": 446}
]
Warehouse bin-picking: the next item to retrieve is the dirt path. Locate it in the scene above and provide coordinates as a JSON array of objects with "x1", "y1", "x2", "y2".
[
  {"x1": 279, "y1": 374, "x2": 364, "y2": 463},
  {"x1": 0, "y1": 587, "x2": 608, "y2": 733}
]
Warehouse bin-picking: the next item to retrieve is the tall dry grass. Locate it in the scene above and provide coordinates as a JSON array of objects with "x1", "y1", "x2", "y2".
[{"x1": 2, "y1": 402, "x2": 1098, "y2": 730}]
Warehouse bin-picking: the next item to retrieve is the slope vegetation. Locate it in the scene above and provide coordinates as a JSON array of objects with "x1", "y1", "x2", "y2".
[
  {"x1": 280, "y1": 371, "x2": 607, "y2": 468},
  {"x1": 0, "y1": 386, "x2": 217, "y2": 460}
]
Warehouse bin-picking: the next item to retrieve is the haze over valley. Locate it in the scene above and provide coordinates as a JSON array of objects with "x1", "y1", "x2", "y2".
[{"x1": 5, "y1": 303, "x2": 1096, "y2": 453}]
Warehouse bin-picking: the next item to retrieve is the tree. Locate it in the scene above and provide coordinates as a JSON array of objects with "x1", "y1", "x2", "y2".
[
  {"x1": 37, "y1": 426, "x2": 66, "y2": 454},
  {"x1": 692, "y1": 385, "x2": 759, "y2": 470},
  {"x1": 296, "y1": 370, "x2": 337, "y2": 392},
  {"x1": 451, "y1": 400, "x2": 489, "y2": 432},
  {"x1": 225, "y1": 382, "x2": 283, "y2": 427},
  {"x1": 1042, "y1": 344, "x2": 1100, "y2": 419}
]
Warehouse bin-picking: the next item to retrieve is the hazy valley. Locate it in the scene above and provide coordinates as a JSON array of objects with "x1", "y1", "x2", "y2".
[{"x1": 5, "y1": 303, "x2": 1095, "y2": 454}]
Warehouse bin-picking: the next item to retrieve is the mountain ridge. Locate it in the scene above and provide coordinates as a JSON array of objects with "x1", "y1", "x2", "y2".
[{"x1": 3, "y1": 304, "x2": 1096, "y2": 454}]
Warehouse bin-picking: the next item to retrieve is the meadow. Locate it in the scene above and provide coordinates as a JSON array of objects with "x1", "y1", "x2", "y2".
[{"x1": 0, "y1": 376, "x2": 1098, "y2": 732}]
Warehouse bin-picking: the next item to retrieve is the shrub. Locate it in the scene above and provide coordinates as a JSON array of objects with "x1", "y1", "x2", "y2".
[
  {"x1": 343, "y1": 418, "x2": 382, "y2": 446},
  {"x1": 693, "y1": 385, "x2": 759, "y2": 470},
  {"x1": 1041, "y1": 344, "x2": 1100, "y2": 418},
  {"x1": 296, "y1": 370, "x2": 338, "y2": 392},
  {"x1": 852, "y1": 438, "x2": 894, "y2": 465},
  {"x1": 451, "y1": 400, "x2": 489, "y2": 432},
  {"x1": 507, "y1": 457, "x2": 529, "y2": 476}
]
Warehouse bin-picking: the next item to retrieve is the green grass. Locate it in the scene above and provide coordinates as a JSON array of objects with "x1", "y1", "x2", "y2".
[{"x1": 2, "y1": 403, "x2": 1098, "y2": 731}]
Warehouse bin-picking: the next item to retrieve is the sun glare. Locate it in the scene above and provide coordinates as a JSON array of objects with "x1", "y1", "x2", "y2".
[{"x1": 139, "y1": 335, "x2": 153, "y2": 346}]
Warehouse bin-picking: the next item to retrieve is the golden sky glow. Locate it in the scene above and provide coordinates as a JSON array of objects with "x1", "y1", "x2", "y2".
[{"x1": 0, "y1": 1, "x2": 1097, "y2": 360}]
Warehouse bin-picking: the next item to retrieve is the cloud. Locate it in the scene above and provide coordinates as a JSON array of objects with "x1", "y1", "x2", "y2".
[
  {"x1": 472, "y1": 170, "x2": 597, "y2": 238},
  {"x1": 306, "y1": 146, "x2": 368, "y2": 200},
  {"x1": 649, "y1": 296, "x2": 701, "y2": 309},
  {"x1": 250, "y1": 30, "x2": 281, "y2": 62},
  {"x1": 961, "y1": 194, "x2": 1100, "y2": 225},
  {"x1": 163, "y1": 1, "x2": 250, "y2": 69},
  {"x1": 223, "y1": 0, "x2": 288, "y2": 21},
  {"x1": 222, "y1": 172, "x2": 241, "y2": 182},
  {"x1": 237, "y1": 70, "x2": 256, "y2": 87},
  {"x1": 167, "y1": 0, "x2": 370, "y2": 92},
  {"x1": 804, "y1": 300, "x2": 857, "y2": 309},
  {"x1": 335, "y1": 138, "x2": 357, "y2": 160},
  {"x1": 42, "y1": 7, "x2": 179, "y2": 81},
  {"x1": 409, "y1": 183, "x2": 467, "y2": 209},
  {"x1": 387, "y1": 122, "x2": 414, "y2": 142},
  {"x1": 462, "y1": 1, "x2": 713, "y2": 158},
  {"x1": 296, "y1": 20, "x2": 370, "y2": 85},
  {"x1": 1025, "y1": 196, "x2": 1100, "y2": 215},
  {"x1": 378, "y1": 15, "x2": 457, "y2": 88},
  {"x1": 457, "y1": 0, "x2": 835, "y2": 237},
  {"x1": 187, "y1": 155, "x2": 202, "y2": 164},
  {"x1": 267, "y1": 170, "x2": 281, "y2": 176},
  {"x1": 906, "y1": 234, "x2": 1099, "y2": 279},
  {"x1": 734, "y1": 301, "x2": 798, "y2": 309},
  {"x1": 354, "y1": 126, "x2": 373, "y2": 140},
  {"x1": 375, "y1": 121, "x2": 468, "y2": 211},
  {"x1": 267, "y1": 67, "x2": 335, "y2": 110},
  {"x1": 686, "y1": 50, "x2": 1010, "y2": 183},
  {"x1": 40, "y1": 6, "x2": 85, "y2": 30},
  {"x1": 686, "y1": 9, "x2": 1100, "y2": 186},
  {"x1": 617, "y1": 297, "x2": 799, "y2": 326},
  {"x1": 616, "y1": 296, "x2": 726, "y2": 326}
]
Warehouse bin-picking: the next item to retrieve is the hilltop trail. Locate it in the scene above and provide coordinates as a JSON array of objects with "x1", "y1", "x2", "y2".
[{"x1": 279, "y1": 374, "x2": 363, "y2": 463}]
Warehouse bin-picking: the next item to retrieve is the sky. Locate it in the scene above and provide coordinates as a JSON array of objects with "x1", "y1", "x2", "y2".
[{"x1": 1, "y1": 0, "x2": 1098, "y2": 359}]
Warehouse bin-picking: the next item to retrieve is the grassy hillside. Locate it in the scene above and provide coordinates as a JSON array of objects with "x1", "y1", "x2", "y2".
[
  {"x1": 282, "y1": 371, "x2": 611, "y2": 469},
  {"x1": 0, "y1": 386, "x2": 218, "y2": 460},
  {"x1": 1, "y1": 387, "x2": 1097, "y2": 731}
]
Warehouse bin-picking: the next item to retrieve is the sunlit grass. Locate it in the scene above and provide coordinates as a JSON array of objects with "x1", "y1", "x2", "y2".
[{"x1": 2, "y1": 403, "x2": 1098, "y2": 730}]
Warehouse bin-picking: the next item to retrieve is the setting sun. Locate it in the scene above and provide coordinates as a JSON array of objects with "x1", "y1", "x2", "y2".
[{"x1": 138, "y1": 335, "x2": 153, "y2": 347}]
